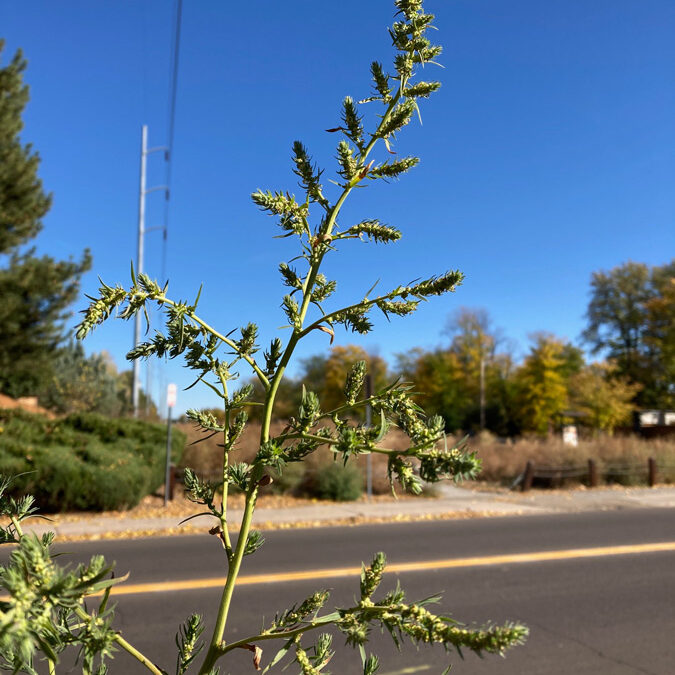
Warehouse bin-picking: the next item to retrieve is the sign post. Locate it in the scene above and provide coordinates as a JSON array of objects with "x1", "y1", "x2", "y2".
[
  {"x1": 164, "y1": 384, "x2": 177, "y2": 506},
  {"x1": 365, "y1": 374, "x2": 373, "y2": 500}
]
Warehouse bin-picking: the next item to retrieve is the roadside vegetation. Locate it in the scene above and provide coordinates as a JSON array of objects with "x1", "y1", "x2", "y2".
[
  {"x1": 0, "y1": 408, "x2": 184, "y2": 511},
  {"x1": 0, "y1": 2, "x2": 532, "y2": 673},
  {"x1": 469, "y1": 431, "x2": 675, "y2": 487},
  {"x1": 178, "y1": 421, "x2": 675, "y2": 499}
]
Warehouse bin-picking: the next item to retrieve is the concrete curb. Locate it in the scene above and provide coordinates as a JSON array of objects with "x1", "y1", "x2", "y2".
[{"x1": 19, "y1": 485, "x2": 675, "y2": 541}]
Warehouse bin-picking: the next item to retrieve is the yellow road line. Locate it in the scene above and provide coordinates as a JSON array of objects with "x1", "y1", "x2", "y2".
[
  {"x1": 381, "y1": 666, "x2": 432, "y2": 675},
  {"x1": 109, "y1": 541, "x2": 675, "y2": 597}
]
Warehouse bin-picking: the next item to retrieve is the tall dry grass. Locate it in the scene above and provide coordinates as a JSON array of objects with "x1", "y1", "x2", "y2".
[
  {"x1": 178, "y1": 420, "x2": 675, "y2": 493},
  {"x1": 176, "y1": 421, "x2": 405, "y2": 495},
  {"x1": 466, "y1": 431, "x2": 675, "y2": 485}
]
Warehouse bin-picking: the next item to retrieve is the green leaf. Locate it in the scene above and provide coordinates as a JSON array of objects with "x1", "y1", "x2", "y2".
[{"x1": 262, "y1": 638, "x2": 294, "y2": 674}]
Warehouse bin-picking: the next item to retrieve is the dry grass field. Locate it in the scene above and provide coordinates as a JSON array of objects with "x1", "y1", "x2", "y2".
[
  {"x1": 178, "y1": 419, "x2": 675, "y2": 494},
  {"x1": 467, "y1": 431, "x2": 675, "y2": 486}
]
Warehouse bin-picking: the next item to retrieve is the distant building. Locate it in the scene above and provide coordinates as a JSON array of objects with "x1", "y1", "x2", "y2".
[{"x1": 635, "y1": 410, "x2": 675, "y2": 438}]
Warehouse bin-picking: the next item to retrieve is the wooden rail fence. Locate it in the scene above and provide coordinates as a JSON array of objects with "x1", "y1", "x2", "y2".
[{"x1": 518, "y1": 457, "x2": 662, "y2": 491}]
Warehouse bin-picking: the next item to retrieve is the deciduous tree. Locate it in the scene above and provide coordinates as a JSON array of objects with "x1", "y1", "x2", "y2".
[
  {"x1": 583, "y1": 260, "x2": 674, "y2": 407},
  {"x1": 399, "y1": 308, "x2": 516, "y2": 434},
  {"x1": 515, "y1": 334, "x2": 570, "y2": 435},
  {"x1": 306, "y1": 345, "x2": 388, "y2": 415},
  {"x1": 569, "y1": 361, "x2": 640, "y2": 435}
]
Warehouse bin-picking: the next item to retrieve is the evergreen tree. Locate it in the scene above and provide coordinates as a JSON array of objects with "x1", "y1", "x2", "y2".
[
  {"x1": 0, "y1": 42, "x2": 51, "y2": 252},
  {"x1": 0, "y1": 41, "x2": 91, "y2": 398}
]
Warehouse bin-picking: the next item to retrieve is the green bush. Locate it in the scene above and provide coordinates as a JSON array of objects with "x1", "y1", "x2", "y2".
[
  {"x1": 313, "y1": 461, "x2": 363, "y2": 501},
  {"x1": 0, "y1": 408, "x2": 185, "y2": 511},
  {"x1": 269, "y1": 462, "x2": 306, "y2": 495}
]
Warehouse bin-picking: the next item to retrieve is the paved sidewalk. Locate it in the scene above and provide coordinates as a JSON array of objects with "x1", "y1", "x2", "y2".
[{"x1": 19, "y1": 484, "x2": 675, "y2": 540}]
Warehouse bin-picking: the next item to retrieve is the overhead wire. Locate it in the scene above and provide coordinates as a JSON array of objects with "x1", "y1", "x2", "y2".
[
  {"x1": 161, "y1": 0, "x2": 183, "y2": 285},
  {"x1": 157, "y1": 0, "x2": 183, "y2": 416}
]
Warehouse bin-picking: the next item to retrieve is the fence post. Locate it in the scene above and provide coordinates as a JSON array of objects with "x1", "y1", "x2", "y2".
[
  {"x1": 522, "y1": 461, "x2": 534, "y2": 492},
  {"x1": 648, "y1": 457, "x2": 657, "y2": 487},
  {"x1": 588, "y1": 459, "x2": 598, "y2": 488}
]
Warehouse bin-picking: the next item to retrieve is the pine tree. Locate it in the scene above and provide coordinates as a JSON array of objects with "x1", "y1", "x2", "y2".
[{"x1": 0, "y1": 40, "x2": 91, "y2": 398}]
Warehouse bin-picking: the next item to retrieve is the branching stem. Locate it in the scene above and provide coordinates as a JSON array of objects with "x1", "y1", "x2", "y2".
[
  {"x1": 73, "y1": 607, "x2": 164, "y2": 675},
  {"x1": 199, "y1": 51, "x2": 408, "y2": 675},
  {"x1": 199, "y1": 480, "x2": 259, "y2": 674},
  {"x1": 9, "y1": 515, "x2": 23, "y2": 539},
  {"x1": 299, "y1": 288, "x2": 406, "y2": 338},
  {"x1": 218, "y1": 373, "x2": 233, "y2": 556},
  {"x1": 160, "y1": 297, "x2": 270, "y2": 389}
]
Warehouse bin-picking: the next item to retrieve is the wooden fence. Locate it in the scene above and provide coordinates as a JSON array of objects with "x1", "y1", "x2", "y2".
[{"x1": 516, "y1": 457, "x2": 664, "y2": 491}]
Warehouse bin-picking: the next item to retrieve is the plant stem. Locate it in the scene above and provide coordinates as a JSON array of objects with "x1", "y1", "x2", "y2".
[
  {"x1": 114, "y1": 634, "x2": 165, "y2": 675},
  {"x1": 47, "y1": 658, "x2": 55, "y2": 675},
  {"x1": 220, "y1": 603, "x2": 399, "y2": 657},
  {"x1": 221, "y1": 619, "x2": 332, "y2": 655},
  {"x1": 9, "y1": 515, "x2": 23, "y2": 539},
  {"x1": 73, "y1": 607, "x2": 164, "y2": 675},
  {"x1": 218, "y1": 373, "x2": 233, "y2": 555},
  {"x1": 299, "y1": 289, "x2": 404, "y2": 339},
  {"x1": 160, "y1": 297, "x2": 270, "y2": 389},
  {"x1": 199, "y1": 482, "x2": 259, "y2": 674},
  {"x1": 199, "y1": 80, "x2": 405, "y2": 675}
]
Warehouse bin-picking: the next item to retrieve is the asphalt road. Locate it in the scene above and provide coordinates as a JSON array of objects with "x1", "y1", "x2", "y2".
[{"x1": 3, "y1": 509, "x2": 674, "y2": 674}]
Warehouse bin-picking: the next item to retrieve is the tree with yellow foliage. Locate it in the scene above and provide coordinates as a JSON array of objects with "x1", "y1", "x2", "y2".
[
  {"x1": 515, "y1": 334, "x2": 569, "y2": 435},
  {"x1": 569, "y1": 362, "x2": 641, "y2": 435},
  {"x1": 303, "y1": 345, "x2": 388, "y2": 416}
]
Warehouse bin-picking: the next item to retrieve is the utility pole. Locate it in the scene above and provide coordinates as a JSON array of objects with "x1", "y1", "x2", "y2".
[
  {"x1": 479, "y1": 355, "x2": 486, "y2": 430},
  {"x1": 132, "y1": 125, "x2": 168, "y2": 417},
  {"x1": 132, "y1": 125, "x2": 148, "y2": 417}
]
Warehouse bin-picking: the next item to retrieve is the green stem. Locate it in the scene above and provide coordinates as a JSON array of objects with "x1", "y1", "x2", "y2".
[
  {"x1": 199, "y1": 81, "x2": 405, "y2": 675},
  {"x1": 260, "y1": 89, "x2": 402, "y2": 445},
  {"x1": 47, "y1": 658, "x2": 55, "y2": 675},
  {"x1": 299, "y1": 289, "x2": 403, "y2": 339},
  {"x1": 199, "y1": 482, "x2": 259, "y2": 674},
  {"x1": 9, "y1": 515, "x2": 23, "y2": 539},
  {"x1": 274, "y1": 431, "x2": 416, "y2": 461},
  {"x1": 219, "y1": 373, "x2": 233, "y2": 556},
  {"x1": 73, "y1": 607, "x2": 163, "y2": 675},
  {"x1": 160, "y1": 297, "x2": 270, "y2": 389},
  {"x1": 113, "y1": 634, "x2": 165, "y2": 675},
  {"x1": 221, "y1": 603, "x2": 398, "y2": 658},
  {"x1": 221, "y1": 618, "x2": 333, "y2": 655},
  {"x1": 278, "y1": 431, "x2": 441, "y2": 457}
]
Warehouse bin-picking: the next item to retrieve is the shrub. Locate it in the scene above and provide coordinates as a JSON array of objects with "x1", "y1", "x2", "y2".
[
  {"x1": 0, "y1": 408, "x2": 185, "y2": 511},
  {"x1": 314, "y1": 461, "x2": 363, "y2": 501},
  {"x1": 269, "y1": 461, "x2": 306, "y2": 495}
]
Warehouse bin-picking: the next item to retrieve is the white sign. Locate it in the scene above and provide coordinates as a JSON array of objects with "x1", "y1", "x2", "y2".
[
  {"x1": 562, "y1": 424, "x2": 578, "y2": 447},
  {"x1": 167, "y1": 383, "x2": 177, "y2": 408}
]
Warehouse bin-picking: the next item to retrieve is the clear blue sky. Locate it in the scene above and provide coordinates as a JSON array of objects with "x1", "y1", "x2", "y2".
[{"x1": 2, "y1": 0, "x2": 674, "y2": 414}]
